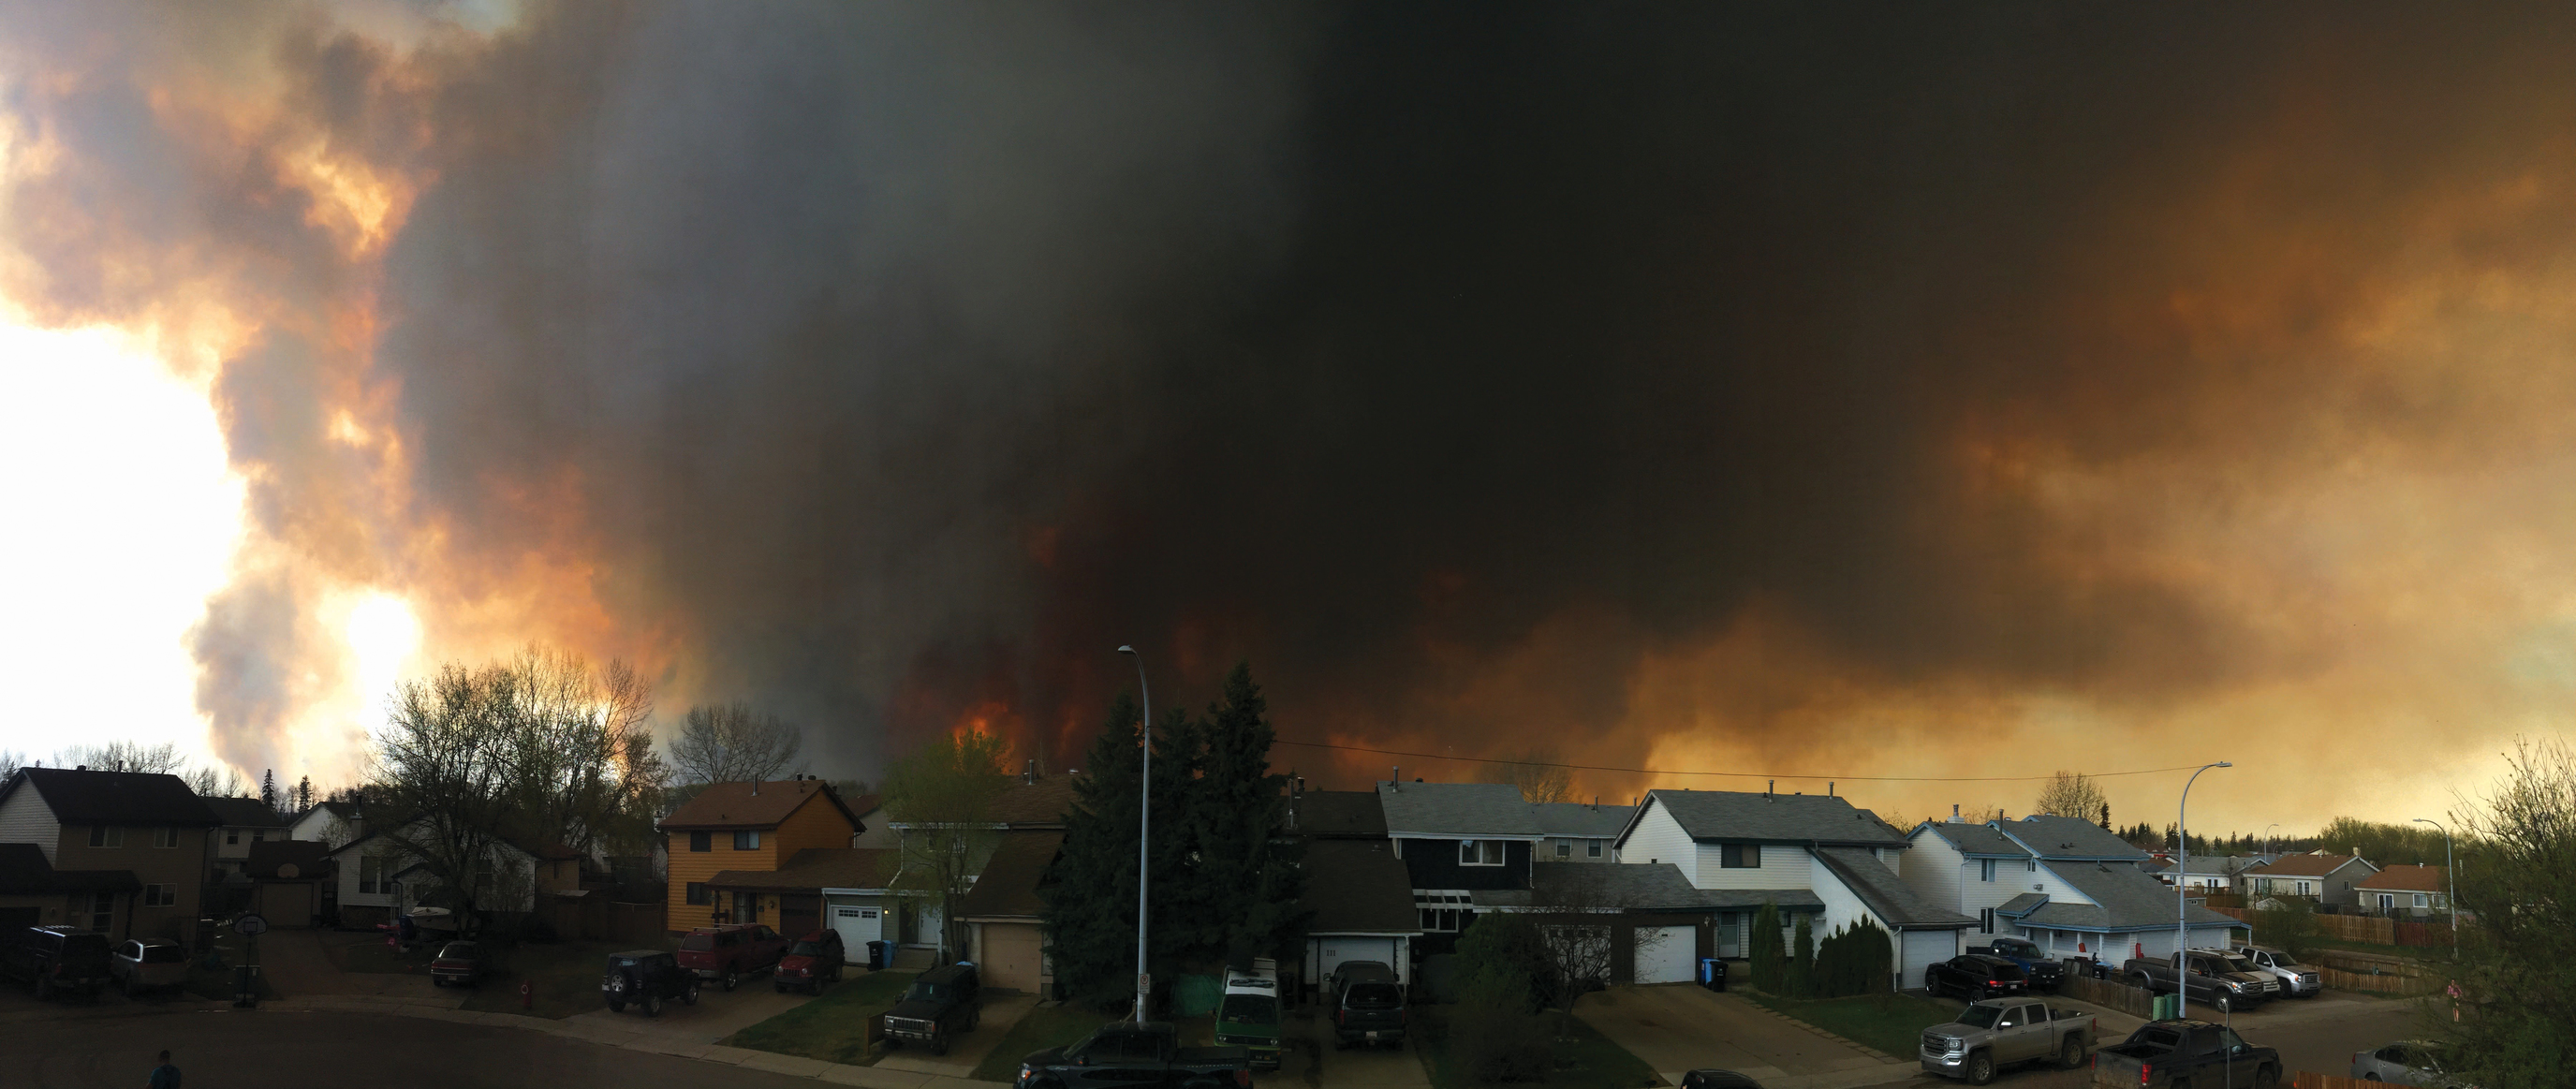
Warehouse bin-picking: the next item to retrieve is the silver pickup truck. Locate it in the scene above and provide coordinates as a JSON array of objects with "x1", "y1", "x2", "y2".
[{"x1": 1921, "y1": 997, "x2": 2098, "y2": 1084}]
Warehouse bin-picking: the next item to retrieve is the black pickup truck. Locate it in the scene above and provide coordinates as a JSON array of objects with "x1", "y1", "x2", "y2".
[
  {"x1": 885, "y1": 963, "x2": 981, "y2": 1055},
  {"x1": 2091, "y1": 1019, "x2": 2281, "y2": 1089},
  {"x1": 1014, "y1": 1021, "x2": 1253, "y2": 1089},
  {"x1": 1969, "y1": 938, "x2": 2066, "y2": 992}
]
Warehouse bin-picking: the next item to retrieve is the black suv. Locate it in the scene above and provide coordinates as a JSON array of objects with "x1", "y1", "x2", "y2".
[
  {"x1": 1924, "y1": 954, "x2": 2030, "y2": 1001},
  {"x1": 1331, "y1": 961, "x2": 1407, "y2": 1048},
  {"x1": 600, "y1": 949, "x2": 699, "y2": 1015},
  {"x1": 1, "y1": 926, "x2": 110, "y2": 1000},
  {"x1": 885, "y1": 963, "x2": 982, "y2": 1054}
]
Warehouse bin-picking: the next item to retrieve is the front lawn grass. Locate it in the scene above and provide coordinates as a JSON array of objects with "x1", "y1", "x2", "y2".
[
  {"x1": 1739, "y1": 991, "x2": 1954, "y2": 1059},
  {"x1": 721, "y1": 969, "x2": 919, "y2": 1066},
  {"x1": 1415, "y1": 1006, "x2": 1662, "y2": 1089},
  {"x1": 966, "y1": 1001, "x2": 1112, "y2": 1082},
  {"x1": 454, "y1": 939, "x2": 670, "y2": 1020}
]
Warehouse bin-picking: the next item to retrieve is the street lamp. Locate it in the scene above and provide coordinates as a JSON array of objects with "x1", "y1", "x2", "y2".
[
  {"x1": 2412, "y1": 817, "x2": 2457, "y2": 962},
  {"x1": 2262, "y1": 822, "x2": 2280, "y2": 861},
  {"x1": 2178, "y1": 761, "x2": 2231, "y2": 1015},
  {"x1": 1118, "y1": 646, "x2": 1153, "y2": 1024}
]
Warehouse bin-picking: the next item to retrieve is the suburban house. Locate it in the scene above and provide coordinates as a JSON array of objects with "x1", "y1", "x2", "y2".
[
  {"x1": 2353, "y1": 864, "x2": 2449, "y2": 918},
  {"x1": 324, "y1": 826, "x2": 551, "y2": 925},
  {"x1": 2158, "y1": 854, "x2": 2271, "y2": 894},
  {"x1": 881, "y1": 768, "x2": 1075, "y2": 960},
  {"x1": 846, "y1": 793, "x2": 891, "y2": 848},
  {"x1": 1905, "y1": 814, "x2": 2244, "y2": 965},
  {"x1": 1535, "y1": 802, "x2": 1632, "y2": 863},
  {"x1": 951, "y1": 831, "x2": 1064, "y2": 995},
  {"x1": 708, "y1": 846, "x2": 899, "y2": 951},
  {"x1": 0, "y1": 767, "x2": 220, "y2": 941},
  {"x1": 660, "y1": 776, "x2": 867, "y2": 934},
  {"x1": 1375, "y1": 780, "x2": 1547, "y2": 954},
  {"x1": 0, "y1": 842, "x2": 139, "y2": 934},
  {"x1": 242, "y1": 839, "x2": 335, "y2": 926},
  {"x1": 2245, "y1": 853, "x2": 2378, "y2": 910},
  {"x1": 1474, "y1": 861, "x2": 1723, "y2": 984},
  {"x1": 1616, "y1": 787, "x2": 1971, "y2": 987},
  {"x1": 286, "y1": 800, "x2": 367, "y2": 847},
  {"x1": 1294, "y1": 837, "x2": 1424, "y2": 996},
  {"x1": 205, "y1": 797, "x2": 289, "y2": 877}
]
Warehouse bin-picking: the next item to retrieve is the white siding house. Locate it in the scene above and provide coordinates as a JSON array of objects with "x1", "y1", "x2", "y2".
[{"x1": 1903, "y1": 815, "x2": 2248, "y2": 966}]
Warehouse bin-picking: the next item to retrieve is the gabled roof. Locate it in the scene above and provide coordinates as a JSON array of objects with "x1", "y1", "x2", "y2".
[
  {"x1": 2026, "y1": 859, "x2": 2240, "y2": 933},
  {"x1": 1915, "y1": 820, "x2": 2026, "y2": 858},
  {"x1": 2170, "y1": 855, "x2": 2267, "y2": 876},
  {"x1": 1617, "y1": 789, "x2": 1908, "y2": 849},
  {"x1": 1533, "y1": 802, "x2": 1634, "y2": 839},
  {"x1": 658, "y1": 778, "x2": 864, "y2": 833},
  {"x1": 986, "y1": 775, "x2": 1078, "y2": 828},
  {"x1": 1471, "y1": 861, "x2": 1727, "y2": 913},
  {"x1": 1290, "y1": 790, "x2": 1387, "y2": 838},
  {"x1": 1995, "y1": 891, "x2": 2051, "y2": 916},
  {"x1": 2355, "y1": 864, "x2": 2445, "y2": 893},
  {"x1": 844, "y1": 793, "x2": 883, "y2": 817},
  {"x1": 1992, "y1": 816, "x2": 2148, "y2": 861},
  {"x1": 0, "y1": 767, "x2": 223, "y2": 826},
  {"x1": 293, "y1": 801, "x2": 363, "y2": 828},
  {"x1": 710, "y1": 847, "x2": 901, "y2": 892},
  {"x1": 951, "y1": 831, "x2": 1063, "y2": 920},
  {"x1": 0, "y1": 842, "x2": 142, "y2": 894},
  {"x1": 1296, "y1": 840, "x2": 1422, "y2": 935},
  {"x1": 1812, "y1": 847, "x2": 1977, "y2": 930},
  {"x1": 2245, "y1": 853, "x2": 2377, "y2": 879},
  {"x1": 204, "y1": 796, "x2": 289, "y2": 829},
  {"x1": 244, "y1": 840, "x2": 333, "y2": 880},
  {"x1": 1376, "y1": 782, "x2": 1543, "y2": 838}
]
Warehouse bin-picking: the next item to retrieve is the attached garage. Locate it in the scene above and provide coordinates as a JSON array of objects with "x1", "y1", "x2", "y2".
[
  {"x1": 829, "y1": 903, "x2": 882, "y2": 949},
  {"x1": 1311, "y1": 935, "x2": 1407, "y2": 987},
  {"x1": 1632, "y1": 925, "x2": 1697, "y2": 983},
  {"x1": 950, "y1": 831, "x2": 1064, "y2": 996},
  {"x1": 975, "y1": 920, "x2": 1047, "y2": 993},
  {"x1": 1900, "y1": 928, "x2": 1956, "y2": 985}
]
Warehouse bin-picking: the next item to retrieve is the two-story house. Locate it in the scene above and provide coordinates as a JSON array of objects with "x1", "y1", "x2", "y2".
[
  {"x1": 663, "y1": 775, "x2": 867, "y2": 936},
  {"x1": 0, "y1": 767, "x2": 222, "y2": 941},
  {"x1": 2245, "y1": 852, "x2": 2378, "y2": 910},
  {"x1": 324, "y1": 825, "x2": 551, "y2": 926},
  {"x1": 937, "y1": 769, "x2": 1077, "y2": 986},
  {"x1": 286, "y1": 800, "x2": 366, "y2": 848},
  {"x1": 1376, "y1": 780, "x2": 1547, "y2": 953},
  {"x1": 205, "y1": 797, "x2": 289, "y2": 878},
  {"x1": 1535, "y1": 801, "x2": 1631, "y2": 863},
  {"x1": 1616, "y1": 787, "x2": 1973, "y2": 987},
  {"x1": 1903, "y1": 814, "x2": 2244, "y2": 966}
]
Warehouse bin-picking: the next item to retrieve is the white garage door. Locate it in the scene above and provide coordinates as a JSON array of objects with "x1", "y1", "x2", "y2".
[
  {"x1": 832, "y1": 905, "x2": 882, "y2": 949},
  {"x1": 1634, "y1": 926, "x2": 1696, "y2": 984},
  {"x1": 1314, "y1": 937, "x2": 1400, "y2": 987},
  {"x1": 1902, "y1": 929, "x2": 1955, "y2": 988}
]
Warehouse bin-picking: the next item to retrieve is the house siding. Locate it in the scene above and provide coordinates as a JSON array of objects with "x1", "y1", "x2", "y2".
[
  {"x1": 1960, "y1": 856, "x2": 2041, "y2": 940},
  {"x1": 1899, "y1": 830, "x2": 1964, "y2": 913},
  {"x1": 1396, "y1": 837, "x2": 1534, "y2": 891},
  {"x1": 0, "y1": 787, "x2": 60, "y2": 863},
  {"x1": 1620, "y1": 802, "x2": 1697, "y2": 882},
  {"x1": 52, "y1": 823, "x2": 209, "y2": 942},
  {"x1": 662, "y1": 789, "x2": 860, "y2": 934},
  {"x1": 1688, "y1": 842, "x2": 1813, "y2": 890}
]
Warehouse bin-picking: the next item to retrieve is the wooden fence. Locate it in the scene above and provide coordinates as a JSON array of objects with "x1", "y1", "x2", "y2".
[
  {"x1": 2317, "y1": 966, "x2": 2442, "y2": 996},
  {"x1": 2058, "y1": 973, "x2": 2157, "y2": 1018},
  {"x1": 2293, "y1": 1073, "x2": 2378, "y2": 1089},
  {"x1": 605, "y1": 900, "x2": 669, "y2": 947},
  {"x1": 2215, "y1": 905, "x2": 2458, "y2": 949}
]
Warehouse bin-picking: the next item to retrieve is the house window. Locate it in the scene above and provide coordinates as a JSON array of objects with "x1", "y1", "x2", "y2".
[
  {"x1": 2026, "y1": 860, "x2": 2038, "y2": 873},
  {"x1": 1587, "y1": 840, "x2": 1603, "y2": 859},
  {"x1": 1980, "y1": 859, "x2": 1997, "y2": 882},
  {"x1": 1459, "y1": 840, "x2": 1503, "y2": 866},
  {"x1": 1554, "y1": 840, "x2": 1571, "y2": 859},
  {"x1": 143, "y1": 884, "x2": 175, "y2": 907},
  {"x1": 155, "y1": 826, "x2": 179, "y2": 848},
  {"x1": 689, "y1": 831, "x2": 711, "y2": 852},
  {"x1": 1980, "y1": 907, "x2": 1996, "y2": 933},
  {"x1": 1721, "y1": 844, "x2": 1761, "y2": 869},
  {"x1": 86, "y1": 891, "x2": 113, "y2": 932},
  {"x1": 88, "y1": 826, "x2": 124, "y2": 848},
  {"x1": 227, "y1": 830, "x2": 240, "y2": 846},
  {"x1": 733, "y1": 831, "x2": 760, "y2": 851},
  {"x1": 686, "y1": 883, "x2": 711, "y2": 906},
  {"x1": 360, "y1": 857, "x2": 383, "y2": 894},
  {"x1": 2295, "y1": 881, "x2": 2314, "y2": 896},
  {"x1": 2414, "y1": 893, "x2": 2429, "y2": 909}
]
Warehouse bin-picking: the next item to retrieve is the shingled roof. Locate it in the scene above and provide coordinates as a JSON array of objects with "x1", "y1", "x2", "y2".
[
  {"x1": 2245, "y1": 853, "x2": 2377, "y2": 879},
  {"x1": 1298, "y1": 840, "x2": 1421, "y2": 935},
  {"x1": 951, "y1": 831, "x2": 1063, "y2": 920},
  {"x1": 1470, "y1": 861, "x2": 1730, "y2": 912},
  {"x1": 0, "y1": 767, "x2": 222, "y2": 826},
  {"x1": 1619, "y1": 789, "x2": 1908, "y2": 848},
  {"x1": 1917, "y1": 821, "x2": 2026, "y2": 858},
  {"x1": 2008, "y1": 859, "x2": 2241, "y2": 933},
  {"x1": 1291, "y1": 790, "x2": 1389, "y2": 838},
  {"x1": 1534, "y1": 802, "x2": 1634, "y2": 838},
  {"x1": 2355, "y1": 864, "x2": 2445, "y2": 893},
  {"x1": 204, "y1": 796, "x2": 289, "y2": 828},
  {"x1": 1376, "y1": 781, "x2": 1543, "y2": 837},
  {"x1": 1992, "y1": 816, "x2": 2150, "y2": 861},
  {"x1": 658, "y1": 778, "x2": 865, "y2": 832},
  {"x1": 710, "y1": 847, "x2": 901, "y2": 892},
  {"x1": 1813, "y1": 847, "x2": 1978, "y2": 930}
]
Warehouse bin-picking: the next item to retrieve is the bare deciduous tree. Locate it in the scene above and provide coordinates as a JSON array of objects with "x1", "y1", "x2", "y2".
[
  {"x1": 54, "y1": 740, "x2": 188, "y2": 774},
  {"x1": 669, "y1": 701, "x2": 805, "y2": 785},
  {"x1": 2035, "y1": 772, "x2": 2105, "y2": 820},
  {"x1": 0, "y1": 750, "x2": 22, "y2": 781},
  {"x1": 881, "y1": 729, "x2": 1011, "y2": 960},
  {"x1": 1481, "y1": 750, "x2": 1574, "y2": 804}
]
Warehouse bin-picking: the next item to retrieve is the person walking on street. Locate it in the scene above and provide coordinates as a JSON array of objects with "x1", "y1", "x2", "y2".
[{"x1": 148, "y1": 1049, "x2": 181, "y2": 1088}]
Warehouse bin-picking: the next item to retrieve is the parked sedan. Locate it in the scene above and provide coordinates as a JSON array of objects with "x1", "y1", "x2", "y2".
[
  {"x1": 1923, "y1": 954, "x2": 2030, "y2": 1001},
  {"x1": 2353, "y1": 1040, "x2": 2474, "y2": 1086},
  {"x1": 429, "y1": 941, "x2": 487, "y2": 987},
  {"x1": 109, "y1": 939, "x2": 186, "y2": 996}
]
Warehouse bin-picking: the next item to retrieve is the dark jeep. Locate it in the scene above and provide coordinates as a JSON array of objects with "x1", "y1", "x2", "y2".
[
  {"x1": 885, "y1": 962, "x2": 981, "y2": 1055},
  {"x1": 1, "y1": 926, "x2": 110, "y2": 1001},
  {"x1": 600, "y1": 949, "x2": 699, "y2": 1016}
]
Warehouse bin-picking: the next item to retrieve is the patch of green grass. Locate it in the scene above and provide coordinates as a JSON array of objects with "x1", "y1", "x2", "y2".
[
  {"x1": 1739, "y1": 991, "x2": 1955, "y2": 1059},
  {"x1": 966, "y1": 1001, "x2": 1113, "y2": 1082},
  {"x1": 721, "y1": 970, "x2": 920, "y2": 1067},
  {"x1": 327, "y1": 932, "x2": 441, "y2": 975},
  {"x1": 1415, "y1": 1007, "x2": 1663, "y2": 1089},
  {"x1": 452, "y1": 940, "x2": 669, "y2": 1020}
]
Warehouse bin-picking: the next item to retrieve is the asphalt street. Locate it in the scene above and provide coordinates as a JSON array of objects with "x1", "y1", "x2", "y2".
[
  {"x1": 0, "y1": 1009, "x2": 830, "y2": 1089},
  {"x1": 1898, "y1": 999, "x2": 2433, "y2": 1088}
]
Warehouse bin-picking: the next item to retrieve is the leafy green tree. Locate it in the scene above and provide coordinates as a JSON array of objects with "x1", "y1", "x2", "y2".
[
  {"x1": 1812, "y1": 919, "x2": 1894, "y2": 997},
  {"x1": 881, "y1": 729, "x2": 1012, "y2": 961},
  {"x1": 2437, "y1": 739, "x2": 2576, "y2": 1087},
  {"x1": 2250, "y1": 898, "x2": 2323, "y2": 960},
  {"x1": 1451, "y1": 918, "x2": 1552, "y2": 1083},
  {"x1": 1749, "y1": 901, "x2": 1787, "y2": 993}
]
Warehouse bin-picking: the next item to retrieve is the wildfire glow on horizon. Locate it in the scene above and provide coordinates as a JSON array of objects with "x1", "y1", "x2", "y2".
[{"x1": 3, "y1": 3, "x2": 2573, "y2": 838}]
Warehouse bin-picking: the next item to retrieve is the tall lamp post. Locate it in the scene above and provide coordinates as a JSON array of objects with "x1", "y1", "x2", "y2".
[
  {"x1": 2261, "y1": 822, "x2": 2280, "y2": 861},
  {"x1": 2178, "y1": 760, "x2": 2231, "y2": 1014},
  {"x1": 2412, "y1": 817, "x2": 2457, "y2": 962},
  {"x1": 1118, "y1": 646, "x2": 1153, "y2": 1023}
]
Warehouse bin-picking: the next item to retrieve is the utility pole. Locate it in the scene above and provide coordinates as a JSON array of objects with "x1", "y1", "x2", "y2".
[
  {"x1": 2413, "y1": 817, "x2": 2457, "y2": 962},
  {"x1": 1118, "y1": 646, "x2": 1152, "y2": 1023},
  {"x1": 2177, "y1": 761, "x2": 2231, "y2": 1017}
]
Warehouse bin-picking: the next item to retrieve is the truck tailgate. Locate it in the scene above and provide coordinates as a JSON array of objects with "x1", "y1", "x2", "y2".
[{"x1": 2092, "y1": 1047, "x2": 2151, "y2": 1087}]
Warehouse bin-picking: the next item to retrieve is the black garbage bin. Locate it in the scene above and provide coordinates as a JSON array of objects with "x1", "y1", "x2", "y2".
[
  {"x1": 1699, "y1": 957, "x2": 1727, "y2": 992},
  {"x1": 866, "y1": 940, "x2": 891, "y2": 971},
  {"x1": 232, "y1": 964, "x2": 261, "y2": 1007}
]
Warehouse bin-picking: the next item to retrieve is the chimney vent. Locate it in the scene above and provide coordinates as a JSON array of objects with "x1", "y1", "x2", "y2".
[
  {"x1": 1391, "y1": 766, "x2": 1400, "y2": 790},
  {"x1": 1023, "y1": 758, "x2": 1038, "y2": 786},
  {"x1": 76, "y1": 765, "x2": 88, "y2": 772},
  {"x1": 1950, "y1": 803, "x2": 1961, "y2": 823},
  {"x1": 1765, "y1": 779, "x2": 1774, "y2": 799}
]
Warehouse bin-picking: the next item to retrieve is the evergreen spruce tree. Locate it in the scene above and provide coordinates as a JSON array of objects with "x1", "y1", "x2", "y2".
[
  {"x1": 296, "y1": 774, "x2": 314, "y2": 814},
  {"x1": 1042, "y1": 691, "x2": 1181, "y2": 1008},
  {"x1": 1180, "y1": 664, "x2": 1308, "y2": 967},
  {"x1": 260, "y1": 769, "x2": 277, "y2": 811},
  {"x1": 1789, "y1": 913, "x2": 1815, "y2": 997},
  {"x1": 1749, "y1": 900, "x2": 1786, "y2": 993},
  {"x1": 2099, "y1": 802, "x2": 2111, "y2": 831}
]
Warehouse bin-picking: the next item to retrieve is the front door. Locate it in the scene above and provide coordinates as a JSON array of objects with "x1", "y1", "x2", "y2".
[
  {"x1": 780, "y1": 894, "x2": 820, "y2": 939},
  {"x1": 2377, "y1": 893, "x2": 2395, "y2": 914},
  {"x1": 898, "y1": 900, "x2": 920, "y2": 945}
]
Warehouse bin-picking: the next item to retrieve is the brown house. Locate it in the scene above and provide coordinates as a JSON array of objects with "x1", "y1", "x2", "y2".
[
  {"x1": 659, "y1": 777, "x2": 866, "y2": 936},
  {"x1": 0, "y1": 767, "x2": 222, "y2": 940},
  {"x1": 2245, "y1": 852, "x2": 2379, "y2": 910}
]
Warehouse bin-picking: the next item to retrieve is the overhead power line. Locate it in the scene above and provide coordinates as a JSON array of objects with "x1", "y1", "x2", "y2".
[{"x1": 1270, "y1": 738, "x2": 2217, "y2": 784}]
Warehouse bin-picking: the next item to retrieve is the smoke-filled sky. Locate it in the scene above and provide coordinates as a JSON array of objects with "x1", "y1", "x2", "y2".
[{"x1": 6, "y1": 1, "x2": 2574, "y2": 835}]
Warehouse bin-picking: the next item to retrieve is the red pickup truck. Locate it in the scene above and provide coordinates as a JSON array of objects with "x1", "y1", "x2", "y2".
[{"x1": 676, "y1": 924, "x2": 789, "y2": 991}]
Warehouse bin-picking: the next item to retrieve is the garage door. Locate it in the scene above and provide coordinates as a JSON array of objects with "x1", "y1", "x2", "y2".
[
  {"x1": 1634, "y1": 926, "x2": 1696, "y2": 984},
  {"x1": 1901, "y1": 929, "x2": 1955, "y2": 989},
  {"x1": 832, "y1": 905, "x2": 882, "y2": 950},
  {"x1": 980, "y1": 922, "x2": 1045, "y2": 993},
  {"x1": 1314, "y1": 937, "x2": 1399, "y2": 988}
]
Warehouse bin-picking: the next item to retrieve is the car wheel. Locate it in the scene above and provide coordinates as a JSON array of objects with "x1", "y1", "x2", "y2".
[
  {"x1": 932, "y1": 1035, "x2": 949, "y2": 1057},
  {"x1": 2363, "y1": 1075, "x2": 2381, "y2": 1082},
  {"x1": 434, "y1": 977, "x2": 446, "y2": 988},
  {"x1": 2254, "y1": 1065, "x2": 2279, "y2": 1089},
  {"x1": 1965, "y1": 1051, "x2": 1995, "y2": 1086},
  {"x1": 723, "y1": 970, "x2": 739, "y2": 992},
  {"x1": 2214, "y1": 993, "x2": 2233, "y2": 1014},
  {"x1": 644, "y1": 992, "x2": 662, "y2": 1017},
  {"x1": 684, "y1": 984, "x2": 699, "y2": 1007},
  {"x1": 2059, "y1": 1037, "x2": 2084, "y2": 1070}
]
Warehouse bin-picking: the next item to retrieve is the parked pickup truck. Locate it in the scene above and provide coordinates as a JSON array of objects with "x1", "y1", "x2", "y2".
[
  {"x1": 2091, "y1": 1019, "x2": 2282, "y2": 1089},
  {"x1": 885, "y1": 963, "x2": 982, "y2": 1055},
  {"x1": 675, "y1": 923, "x2": 789, "y2": 992},
  {"x1": 2230, "y1": 945, "x2": 2321, "y2": 998},
  {"x1": 1013, "y1": 1020, "x2": 1253, "y2": 1089},
  {"x1": 2121, "y1": 950, "x2": 2274, "y2": 1014},
  {"x1": 1920, "y1": 998, "x2": 2097, "y2": 1084},
  {"x1": 1969, "y1": 938, "x2": 2066, "y2": 993}
]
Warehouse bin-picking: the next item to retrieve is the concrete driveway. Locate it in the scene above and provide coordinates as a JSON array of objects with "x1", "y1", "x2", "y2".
[
  {"x1": 1576, "y1": 984, "x2": 1895, "y2": 1088},
  {"x1": 564, "y1": 979, "x2": 816, "y2": 1044},
  {"x1": 1273, "y1": 1006, "x2": 1430, "y2": 1089},
  {"x1": 876, "y1": 993, "x2": 1038, "y2": 1077}
]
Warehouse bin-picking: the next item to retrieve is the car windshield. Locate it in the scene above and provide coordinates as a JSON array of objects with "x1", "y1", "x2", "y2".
[
  {"x1": 680, "y1": 934, "x2": 714, "y2": 951},
  {"x1": 1346, "y1": 982, "x2": 1403, "y2": 1009},
  {"x1": 2215, "y1": 954, "x2": 2254, "y2": 973},
  {"x1": 1220, "y1": 994, "x2": 1279, "y2": 1024},
  {"x1": 140, "y1": 945, "x2": 184, "y2": 964},
  {"x1": 1994, "y1": 941, "x2": 2033, "y2": 955},
  {"x1": 1957, "y1": 1005, "x2": 2003, "y2": 1029},
  {"x1": 440, "y1": 942, "x2": 476, "y2": 958},
  {"x1": 905, "y1": 982, "x2": 943, "y2": 1002},
  {"x1": 790, "y1": 941, "x2": 824, "y2": 956},
  {"x1": 2269, "y1": 952, "x2": 2303, "y2": 967}
]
